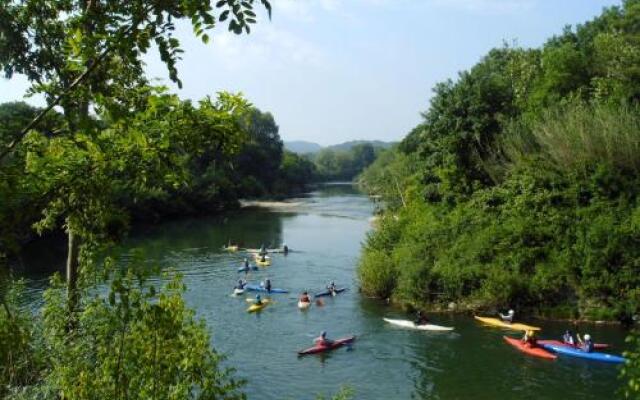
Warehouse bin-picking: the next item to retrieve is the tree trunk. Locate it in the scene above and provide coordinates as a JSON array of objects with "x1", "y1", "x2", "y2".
[{"x1": 66, "y1": 228, "x2": 81, "y2": 314}]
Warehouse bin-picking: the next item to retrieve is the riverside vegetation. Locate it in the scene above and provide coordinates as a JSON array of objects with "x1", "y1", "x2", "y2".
[{"x1": 356, "y1": 1, "x2": 640, "y2": 396}]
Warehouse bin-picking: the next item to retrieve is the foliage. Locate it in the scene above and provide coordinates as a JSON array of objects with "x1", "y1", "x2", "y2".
[
  {"x1": 314, "y1": 143, "x2": 379, "y2": 181},
  {"x1": 358, "y1": 0, "x2": 640, "y2": 322}
]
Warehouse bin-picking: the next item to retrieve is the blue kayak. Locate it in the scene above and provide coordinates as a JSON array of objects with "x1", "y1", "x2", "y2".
[
  {"x1": 315, "y1": 288, "x2": 347, "y2": 298},
  {"x1": 541, "y1": 343, "x2": 626, "y2": 364},
  {"x1": 245, "y1": 284, "x2": 289, "y2": 294},
  {"x1": 237, "y1": 265, "x2": 258, "y2": 272}
]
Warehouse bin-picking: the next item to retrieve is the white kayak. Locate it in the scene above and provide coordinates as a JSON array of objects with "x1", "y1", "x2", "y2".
[
  {"x1": 383, "y1": 318, "x2": 454, "y2": 331},
  {"x1": 298, "y1": 301, "x2": 311, "y2": 309},
  {"x1": 233, "y1": 288, "x2": 245, "y2": 295}
]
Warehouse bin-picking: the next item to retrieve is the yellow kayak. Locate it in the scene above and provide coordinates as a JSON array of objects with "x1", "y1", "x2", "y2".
[
  {"x1": 474, "y1": 316, "x2": 540, "y2": 331},
  {"x1": 223, "y1": 245, "x2": 239, "y2": 252},
  {"x1": 247, "y1": 299, "x2": 271, "y2": 313},
  {"x1": 255, "y1": 258, "x2": 271, "y2": 266}
]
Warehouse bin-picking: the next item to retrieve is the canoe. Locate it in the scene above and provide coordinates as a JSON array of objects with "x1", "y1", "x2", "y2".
[
  {"x1": 315, "y1": 288, "x2": 347, "y2": 298},
  {"x1": 298, "y1": 301, "x2": 311, "y2": 309},
  {"x1": 538, "y1": 339, "x2": 609, "y2": 350},
  {"x1": 474, "y1": 316, "x2": 541, "y2": 332},
  {"x1": 298, "y1": 336, "x2": 355, "y2": 355},
  {"x1": 245, "y1": 284, "x2": 289, "y2": 294},
  {"x1": 255, "y1": 259, "x2": 271, "y2": 266},
  {"x1": 383, "y1": 318, "x2": 454, "y2": 331},
  {"x1": 237, "y1": 265, "x2": 259, "y2": 272},
  {"x1": 540, "y1": 343, "x2": 626, "y2": 364},
  {"x1": 233, "y1": 288, "x2": 245, "y2": 295},
  {"x1": 247, "y1": 299, "x2": 271, "y2": 313},
  {"x1": 503, "y1": 336, "x2": 557, "y2": 360}
]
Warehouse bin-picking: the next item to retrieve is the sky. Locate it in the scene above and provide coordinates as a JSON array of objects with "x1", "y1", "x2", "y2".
[{"x1": 0, "y1": 0, "x2": 622, "y2": 146}]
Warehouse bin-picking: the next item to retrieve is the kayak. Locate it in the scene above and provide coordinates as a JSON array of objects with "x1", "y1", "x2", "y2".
[
  {"x1": 245, "y1": 284, "x2": 289, "y2": 294},
  {"x1": 540, "y1": 343, "x2": 626, "y2": 364},
  {"x1": 298, "y1": 336, "x2": 355, "y2": 355},
  {"x1": 247, "y1": 299, "x2": 271, "y2": 313},
  {"x1": 223, "y1": 245, "x2": 239, "y2": 252},
  {"x1": 253, "y1": 253, "x2": 271, "y2": 260},
  {"x1": 298, "y1": 301, "x2": 311, "y2": 309},
  {"x1": 503, "y1": 336, "x2": 557, "y2": 360},
  {"x1": 474, "y1": 316, "x2": 541, "y2": 332},
  {"x1": 255, "y1": 259, "x2": 271, "y2": 266},
  {"x1": 383, "y1": 318, "x2": 454, "y2": 331},
  {"x1": 315, "y1": 288, "x2": 347, "y2": 298},
  {"x1": 233, "y1": 288, "x2": 245, "y2": 295},
  {"x1": 538, "y1": 339, "x2": 610, "y2": 350},
  {"x1": 237, "y1": 265, "x2": 259, "y2": 272},
  {"x1": 246, "y1": 248, "x2": 288, "y2": 254}
]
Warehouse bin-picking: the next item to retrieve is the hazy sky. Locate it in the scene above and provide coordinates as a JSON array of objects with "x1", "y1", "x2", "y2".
[{"x1": 0, "y1": 0, "x2": 621, "y2": 145}]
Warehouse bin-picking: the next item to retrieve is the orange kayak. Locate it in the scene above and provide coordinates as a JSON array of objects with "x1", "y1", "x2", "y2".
[{"x1": 503, "y1": 336, "x2": 556, "y2": 360}]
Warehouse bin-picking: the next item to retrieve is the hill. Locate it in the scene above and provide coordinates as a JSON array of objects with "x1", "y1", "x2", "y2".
[
  {"x1": 285, "y1": 140, "x2": 394, "y2": 154},
  {"x1": 284, "y1": 140, "x2": 323, "y2": 154}
]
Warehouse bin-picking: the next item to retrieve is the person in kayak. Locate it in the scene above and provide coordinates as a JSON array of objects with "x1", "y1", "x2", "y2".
[
  {"x1": 265, "y1": 278, "x2": 272, "y2": 293},
  {"x1": 283, "y1": 243, "x2": 289, "y2": 255},
  {"x1": 235, "y1": 279, "x2": 246, "y2": 290},
  {"x1": 414, "y1": 310, "x2": 430, "y2": 325},
  {"x1": 259, "y1": 243, "x2": 267, "y2": 257},
  {"x1": 327, "y1": 281, "x2": 337, "y2": 295},
  {"x1": 255, "y1": 294, "x2": 263, "y2": 306},
  {"x1": 500, "y1": 309, "x2": 515, "y2": 323},
  {"x1": 315, "y1": 331, "x2": 333, "y2": 347},
  {"x1": 562, "y1": 330, "x2": 575, "y2": 345},
  {"x1": 243, "y1": 258, "x2": 249, "y2": 268},
  {"x1": 521, "y1": 330, "x2": 538, "y2": 347},
  {"x1": 300, "y1": 291, "x2": 311, "y2": 303},
  {"x1": 260, "y1": 254, "x2": 267, "y2": 263},
  {"x1": 577, "y1": 333, "x2": 594, "y2": 352}
]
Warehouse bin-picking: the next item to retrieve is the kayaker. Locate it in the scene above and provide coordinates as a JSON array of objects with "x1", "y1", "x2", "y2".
[
  {"x1": 500, "y1": 309, "x2": 515, "y2": 323},
  {"x1": 577, "y1": 333, "x2": 594, "y2": 353},
  {"x1": 327, "y1": 281, "x2": 337, "y2": 295},
  {"x1": 255, "y1": 294, "x2": 263, "y2": 306},
  {"x1": 414, "y1": 310, "x2": 430, "y2": 325},
  {"x1": 300, "y1": 291, "x2": 311, "y2": 303},
  {"x1": 243, "y1": 258, "x2": 249, "y2": 268},
  {"x1": 562, "y1": 330, "x2": 575, "y2": 345},
  {"x1": 236, "y1": 279, "x2": 246, "y2": 290},
  {"x1": 265, "y1": 279, "x2": 272, "y2": 293},
  {"x1": 522, "y1": 330, "x2": 537, "y2": 347},
  {"x1": 314, "y1": 331, "x2": 333, "y2": 347},
  {"x1": 260, "y1": 254, "x2": 267, "y2": 263},
  {"x1": 259, "y1": 243, "x2": 267, "y2": 257},
  {"x1": 283, "y1": 243, "x2": 289, "y2": 255}
]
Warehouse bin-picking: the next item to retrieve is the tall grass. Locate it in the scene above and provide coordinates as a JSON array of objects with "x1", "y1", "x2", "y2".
[{"x1": 503, "y1": 102, "x2": 640, "y2": 174}]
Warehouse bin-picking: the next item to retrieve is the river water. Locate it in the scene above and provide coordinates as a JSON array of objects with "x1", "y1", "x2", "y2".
[{"x1": 14, "y1": 184, "x2": 629, "y2": 399}]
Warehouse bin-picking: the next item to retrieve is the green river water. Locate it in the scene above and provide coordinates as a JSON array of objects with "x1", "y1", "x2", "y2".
[{"x1": 13, "y1": 184, "x2": 630, "y2": 399}]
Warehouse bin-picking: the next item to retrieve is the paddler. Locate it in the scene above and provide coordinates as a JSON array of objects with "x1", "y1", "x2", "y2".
[
  {"x1": 243, "y1": 258, "x2": 250, "y2": 269},
  {"x1": 265, "y1": 278, "x2": 272, "y2": 293},
  {"x1": 521, "y1": 330, "x2": 537, "y2": 347},
  {"x1": 255, "y1": 294, "x2": 263, "y2": 306},
  {"x1": 500, "y1": 309, "x2": 515, "y2": 323},
  {"x1": 562, "y1": 330, "x2": 575, "y2": 345},
  {"x1": 327, "y1": 281, "x2": 337, "y2": 295},
  {"x1": 577, "y1": 333, "x2": 594, "y2": 352},
  {"x1": 236, "y1": 279, "x2": 246, "y2": 290},
  {"x1": 414, "y1": 310, "x2": 430, "y2": 325},
  {"x1": 259, "y1": 243, "x2": 267, "y2": 257},
  {"x1": 283, "y1": 243, "x2": 289, "y2": 255},
  {"x1": 314, "y1": 331, "x2": 333, "y2": 347},
  {"x1": 300, "y1": 291, "x2": 311, "y2": 303}
]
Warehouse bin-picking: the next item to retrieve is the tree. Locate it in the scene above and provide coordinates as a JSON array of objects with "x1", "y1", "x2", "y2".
[{"x1": 0, "y1": 0, "x2": 270, "y2": 312}]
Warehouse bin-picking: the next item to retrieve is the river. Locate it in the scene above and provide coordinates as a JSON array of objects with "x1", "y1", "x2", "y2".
[{"x1": 13, "y1": 184, "x2": 629, "y2": 399}]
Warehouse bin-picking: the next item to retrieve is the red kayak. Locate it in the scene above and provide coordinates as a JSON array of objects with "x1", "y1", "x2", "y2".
[
  {"x1": 538, "y1": 339, "x2": 610, "y2": 350},
  {"x1": 298, "y1": 336, "x2": 355, "y2": 356},
  {"x1": 503, "y1": 336, "x2": 557, "y2": 360}
]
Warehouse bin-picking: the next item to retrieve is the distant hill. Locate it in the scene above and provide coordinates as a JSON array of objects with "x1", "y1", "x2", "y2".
[
  {"x1": 327, "y1": 140, "x2": 394, "y2": 152},
  {"x1": 284, "y1": 140, "x2": 323, "y2": 154},
  {"x1": 285, "y1": 140, "x2": 394, "y2": 154}
]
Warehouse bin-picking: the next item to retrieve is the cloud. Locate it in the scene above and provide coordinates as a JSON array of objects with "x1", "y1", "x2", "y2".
[{"x1": 429, "y1": 0, "x2": 536, "y2": 15}]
